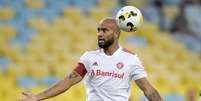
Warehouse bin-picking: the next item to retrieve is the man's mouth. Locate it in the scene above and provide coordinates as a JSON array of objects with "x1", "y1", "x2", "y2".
[{"x1": 98, "y1": 39, "x2": 105, "y2": 43}]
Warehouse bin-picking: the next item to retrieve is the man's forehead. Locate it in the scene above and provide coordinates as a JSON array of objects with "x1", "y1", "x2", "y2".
[{"x1": 98, "y1": 23, "x2": 110, "y2": 29}]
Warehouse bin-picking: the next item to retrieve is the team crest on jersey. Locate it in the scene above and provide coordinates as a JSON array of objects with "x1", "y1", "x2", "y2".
[{"x1": 116, "y1": 62, "x2": 124, "y2": 69}]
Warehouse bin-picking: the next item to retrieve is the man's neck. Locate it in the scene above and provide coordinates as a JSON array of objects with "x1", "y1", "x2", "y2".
[{"x1": 104, "y1": 43, "x2": 119, "y2": 56}]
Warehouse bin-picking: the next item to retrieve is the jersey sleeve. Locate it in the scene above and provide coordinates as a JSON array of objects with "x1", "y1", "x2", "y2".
[
  {"x1": 74, "y1": 63, "x2": 87, "y2": 77},
  {"x1": 79, "y1": 52, "x2": 90, "y2": 71},
  {"x1": 73, "y1": 52, "x2": 90, "y2": 77},
  {"x1": 130, "y1": 55, "x2": 147, "y2": 80}
]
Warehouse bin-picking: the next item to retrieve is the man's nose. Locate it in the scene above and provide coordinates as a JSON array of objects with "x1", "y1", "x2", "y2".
[{"x1": 98, "y1": 31, "x2": 104, "y2": 37}]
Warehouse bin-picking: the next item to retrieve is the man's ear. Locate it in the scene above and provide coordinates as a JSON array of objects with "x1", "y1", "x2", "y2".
[
  {"x1": 115, "y1": 31, "x2": 120, "y2": 39},
  {"x1": 114, "y1": 32, "x2": 119, "y2": 39}
]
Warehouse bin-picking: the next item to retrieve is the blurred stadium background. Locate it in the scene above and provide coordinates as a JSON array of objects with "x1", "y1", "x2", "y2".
[{"x1": 0, "y1": 0, "x2": 200, "y2": 101}]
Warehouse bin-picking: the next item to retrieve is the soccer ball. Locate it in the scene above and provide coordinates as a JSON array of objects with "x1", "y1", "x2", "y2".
[{"x1": 116, "y1": 6, "x2": 143, "y2": 32}]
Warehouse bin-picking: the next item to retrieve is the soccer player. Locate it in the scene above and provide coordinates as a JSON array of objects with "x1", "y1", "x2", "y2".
[{"x1": 19, "y1": 17, "x2": 163, "y2": 101}]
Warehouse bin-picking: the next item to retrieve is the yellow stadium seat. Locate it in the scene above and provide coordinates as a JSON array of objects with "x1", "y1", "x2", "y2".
[
  {"x1": 164, "y1": 5, "x2": 179, "y2": 21},
  {"x1": 63, "y1": 7, "x2": 85, "y2": 25},
  {"x1": 0, "y1": 39, "x2": 9, "y2": 56},
  {"x1": 81, "y1": 18, "x2": 97, "y2": 35},
  {"x1": 97, "y1": 0, "x2": 118, "y2": 9},
  {"x1": 0, "y1": 7, "x2": 15, "y2": 20},
  {"x1": 0, "y1": 25, "x2": 17, "y2": 39},
  {"x1": 138, "y1": 21, "x2": 160, "y2": 40},
  {"x1": 25, "y1": 0, "x2": 45, "y2": 9},
  {"x1": 4, "y1": 45, "x2": 23, "y2": 64},
  {"x1": 52, "y1": 17, "x2": 75, "y2": 33},
  {"x1": 128, "y1": 0, "x2": 149, "y2": 8},
  {"x1": 28, "y1": 17, "x2": 49, "y2": 31},
  {"x1": 89, "y1": 7, "x2": 111, "y2": 22}
]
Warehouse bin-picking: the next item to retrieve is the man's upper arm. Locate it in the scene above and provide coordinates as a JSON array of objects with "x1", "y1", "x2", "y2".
[
  {"x1": 67, "y1": 62, "x2": 87, "y2": 86},
  {"x1": 135, "y1": 78, "x2": 163, "y2": 101},
  {"x1": 130, "y1": 55, "x2": 147, "y2": 81},
  {"x1": 135, "y1": 78, "x2": 152, "y2": 91},
  {"x1": 66, "y1": 71, "x2": 83, "y2": 86}
]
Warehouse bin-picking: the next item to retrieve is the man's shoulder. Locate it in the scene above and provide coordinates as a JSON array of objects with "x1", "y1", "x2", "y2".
[
  {"x1": 121, "y1": 48, "x2": 136, "y2": 56},
  {"x1": 82, "y1": 49, "x2": 100, "y2": 57},
  {"x1": 120, "y1": 48, "x2": 143, "y2": 66}
]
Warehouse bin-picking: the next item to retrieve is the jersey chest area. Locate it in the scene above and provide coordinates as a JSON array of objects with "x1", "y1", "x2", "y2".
[{"x1": 87, "y1": 55, "x2": 131, "y2": 80}]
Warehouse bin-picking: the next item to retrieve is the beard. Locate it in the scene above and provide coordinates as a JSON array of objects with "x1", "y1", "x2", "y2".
[{"x1": 98, "y1": 37, "x2": 114, "y2": 49}]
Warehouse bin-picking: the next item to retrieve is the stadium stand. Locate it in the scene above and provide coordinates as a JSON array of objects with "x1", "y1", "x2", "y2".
[{"x1": 0, "y1": 0, "x2": 200, "y2": 101}]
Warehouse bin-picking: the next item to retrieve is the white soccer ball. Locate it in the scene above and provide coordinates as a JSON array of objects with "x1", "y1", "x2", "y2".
[{"x1": 116, "y1": 6, "x2": 143, "y2": 32}]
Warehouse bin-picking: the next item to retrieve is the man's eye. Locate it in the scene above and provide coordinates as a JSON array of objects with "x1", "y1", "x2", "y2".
[
  {"x1": 97, "y1": 28, "x2": 100, "y2": 32},
  {"x1": 97, "y1": 28, "x2": 108, "y2": 33},
  {"x1": 102, "y1": 28, "x2": 108, "y2": 32}
]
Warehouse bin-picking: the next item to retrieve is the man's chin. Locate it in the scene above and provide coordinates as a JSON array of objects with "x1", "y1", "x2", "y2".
[
  {"x1": 98, "y1": 43, "x2": 106, "y2": 48},
  {"x1": 98, "y1": 44, "x2": 104, "y2": 48}
]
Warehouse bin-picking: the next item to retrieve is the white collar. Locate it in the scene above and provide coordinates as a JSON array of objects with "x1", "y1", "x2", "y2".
[{"x1": 99, "y1": 45, "x2": 122, "y2": 57}]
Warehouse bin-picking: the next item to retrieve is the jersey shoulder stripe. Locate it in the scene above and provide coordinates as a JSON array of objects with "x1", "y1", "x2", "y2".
[{"x1": 122, "y1": 48, "x2": 136, "y2": 55}]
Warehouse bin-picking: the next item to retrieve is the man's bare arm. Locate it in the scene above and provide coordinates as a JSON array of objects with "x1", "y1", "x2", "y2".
[
  {"x1": 135, "y1": 78, "x2": 163, "y2": 101},
  {"x1": 19, "y1": 71, "x2": 83, "y2": 101},
  {"x1": 35, "y1": 71, "x2": 82, "y2": 100}
]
